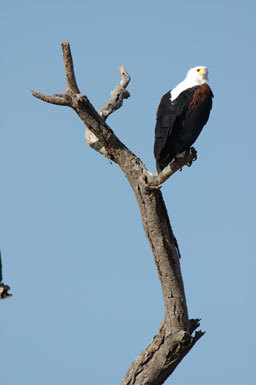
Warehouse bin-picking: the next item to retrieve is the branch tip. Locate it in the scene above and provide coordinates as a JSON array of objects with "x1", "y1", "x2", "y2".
[
  {"x1": 189, "y1": 318, "x2": 202, "y2": 334},
  {"x1": 98, "y1": 65, "x2": 131, "y2": 120},
  {"x1": 61, "y1": 41, "x2": 80, "y2": 94},
  {"x1": 30, "y1": 90, "x2": 70, "y2": 106},
  {"x1": 194, "y1": 330, "x2": 206, "y2": 340},
  {"x1": 0, "y1": 252, "x2": 12, "y2": 300}
]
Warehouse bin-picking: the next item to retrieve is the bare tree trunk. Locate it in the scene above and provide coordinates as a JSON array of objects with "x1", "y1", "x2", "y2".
[{"x1": 31, "y1": 42, "x2": 204, "y2": 385}]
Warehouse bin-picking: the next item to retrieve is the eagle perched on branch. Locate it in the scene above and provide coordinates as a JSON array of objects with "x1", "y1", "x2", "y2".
[{"x1": 154, "y1": 66, "x2": 213, "y2": 172}]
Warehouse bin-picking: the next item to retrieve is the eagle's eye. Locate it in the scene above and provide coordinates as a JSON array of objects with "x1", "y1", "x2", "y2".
[{"x1": 197, "y1": 68, "x2": 201, "y2": 72}]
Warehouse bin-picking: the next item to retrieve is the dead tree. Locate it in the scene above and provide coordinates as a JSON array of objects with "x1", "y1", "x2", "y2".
[{"x1": 31, "y1": 42, "x2": 204, "y2": 385}]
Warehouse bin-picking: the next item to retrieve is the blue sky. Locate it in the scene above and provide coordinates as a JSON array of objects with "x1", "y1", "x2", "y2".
[{"x1": 1, "y1": 0, "x2": 255, "y2": 384}]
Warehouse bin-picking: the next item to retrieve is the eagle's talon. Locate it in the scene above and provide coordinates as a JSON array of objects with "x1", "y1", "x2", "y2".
[{"x1": 190, "y1": 147, "x2": 197, "y2": 161}]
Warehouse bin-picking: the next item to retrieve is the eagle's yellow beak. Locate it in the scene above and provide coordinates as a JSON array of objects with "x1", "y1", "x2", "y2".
[{"x1": 199, "y1": 67, "x2": 209, "y2": 80}]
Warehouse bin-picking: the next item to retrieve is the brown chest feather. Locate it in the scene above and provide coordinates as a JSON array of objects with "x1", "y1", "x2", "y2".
[{"x1": 188, "y1": 83, "x2": 212, "y2": 109}]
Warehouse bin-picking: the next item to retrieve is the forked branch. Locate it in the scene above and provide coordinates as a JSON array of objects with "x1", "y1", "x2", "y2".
[{"x1": 31, "y1": 41, "x2": 204, "y2": 385}]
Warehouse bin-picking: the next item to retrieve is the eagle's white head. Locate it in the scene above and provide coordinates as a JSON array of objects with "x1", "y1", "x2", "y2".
[
  {"x1": 170, "y1": 66, "x2": 209, "y2": 101},
  {"x1": 186, "y1": 66, "x2": 209, "y2": 83}
]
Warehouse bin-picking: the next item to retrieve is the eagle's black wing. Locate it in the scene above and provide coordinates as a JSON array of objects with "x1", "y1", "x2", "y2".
[
  {"x1": 154, "y1": 87, "x2": 198, "y2": 171},
  {"x1": 154, "y1": 91, "x2": 177, "y2": 161}
]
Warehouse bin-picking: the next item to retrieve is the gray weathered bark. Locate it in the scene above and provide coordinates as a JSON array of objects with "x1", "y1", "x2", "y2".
[{"x1": 31, "y1": 42, "x2": 204, "y2": 385}]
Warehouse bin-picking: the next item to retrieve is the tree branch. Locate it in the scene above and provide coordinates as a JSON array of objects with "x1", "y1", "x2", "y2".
[
  {"x1": 61, "y1": 41, "x2": 80, "y2": 94},
  {"x1": 31, "y1": 44, "x2": 135, "y2": 163},
  {"x1": 31, "y1": 42, "x2": 204, "y2": 385},
  {"x1": 30, "y1": 90, "x2": 70, "y2": 106},
  {"x1": 146, "y1": 148, "x2": 197, "y2": 187},
  {"x1": 0, "y1": 252, "x2": 12, "y2": 300},
  {"x1": 98, "y1": 65, "x2": 130, "y2": 120},
  {"x1": 85, "y1": 65, "x2": 131, "y2": 156}
]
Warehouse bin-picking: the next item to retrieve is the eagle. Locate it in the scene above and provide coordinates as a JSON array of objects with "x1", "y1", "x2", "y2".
[{"x1": 154, "y1": 66, "x2": 213, "y2": 172}]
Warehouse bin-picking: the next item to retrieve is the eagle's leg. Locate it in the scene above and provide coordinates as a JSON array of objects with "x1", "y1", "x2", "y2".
[{"x1": 172, "y1": 147, "x2": 198, "y2": 168}]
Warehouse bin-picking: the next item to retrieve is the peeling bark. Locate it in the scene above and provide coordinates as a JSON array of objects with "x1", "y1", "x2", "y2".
[{"x1": 31, "y1": 41, "x2": 204, "y2": 385}]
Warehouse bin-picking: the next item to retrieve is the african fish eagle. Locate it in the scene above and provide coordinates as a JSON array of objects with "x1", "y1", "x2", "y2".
[{"x1": 154, "y1": 66, "x2": 213, "y2": 172}]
